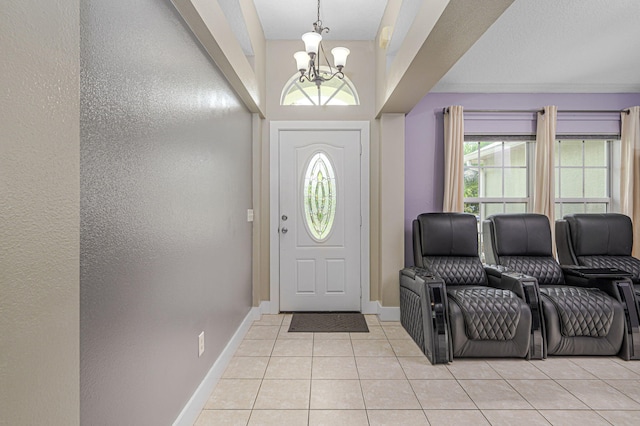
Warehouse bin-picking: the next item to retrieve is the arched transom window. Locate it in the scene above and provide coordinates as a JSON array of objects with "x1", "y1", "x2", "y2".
[{"x1": 280, "y1": 66, "x2": 360, "y2": 106}]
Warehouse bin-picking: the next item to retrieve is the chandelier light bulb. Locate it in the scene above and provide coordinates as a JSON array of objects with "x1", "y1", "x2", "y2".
[
  {"x1": 302, "y1": 32, "x2": 322, "y2": 55},
  {"x1": 294, "y1": 51, "x2": 309, "y2": 72},
  {"x1": 331, "y1": 47, "x2": 350, "y2": 69}
]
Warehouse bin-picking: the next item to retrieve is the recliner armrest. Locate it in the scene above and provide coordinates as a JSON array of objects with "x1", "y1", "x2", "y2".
[
  {"x1": 484, "y1": 265, "x2": 545, "y2": 359},
  {"x1": 399, "y1": 267, "x2": 451, "y2": 364}
]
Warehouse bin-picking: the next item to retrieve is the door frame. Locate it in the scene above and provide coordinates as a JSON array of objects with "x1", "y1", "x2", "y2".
[{"x1": 269, "y1": 121, "x2": 373, "y2": 314}]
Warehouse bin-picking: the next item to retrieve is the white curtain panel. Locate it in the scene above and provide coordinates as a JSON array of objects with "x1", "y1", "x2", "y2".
[
  {"x1": 621, "y1": 106, "x2": 640, "y2": 258},
  {"x1": 443, "y1": 105, "x2": 464, "y2": 212},
  {"x1": 534, "y1": 105, "x2": 557, "y2": 247}
]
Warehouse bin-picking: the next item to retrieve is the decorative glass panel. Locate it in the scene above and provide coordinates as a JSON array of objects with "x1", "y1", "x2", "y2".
[{"x1": 303, "y1": 152, "x2": 337, "y2": 241}]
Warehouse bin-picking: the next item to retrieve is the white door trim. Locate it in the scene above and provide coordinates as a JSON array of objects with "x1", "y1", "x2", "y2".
[{"x1": 269, "y1": 121, "x2": 373, "y2": 314}]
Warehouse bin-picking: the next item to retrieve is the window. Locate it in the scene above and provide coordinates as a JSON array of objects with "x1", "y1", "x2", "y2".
[
  {"x1": 464, "y1": 140, "x2": 531, "y2": 221},
  {"x1": 303, "y1": 152, "x2": 337, "y2": 241},
  {"x1": 555, "y1": 139, "x2": 612, "y2": 217},
  {"x1": 280, "y1": 67, "x2": 359, "y2": 106}
]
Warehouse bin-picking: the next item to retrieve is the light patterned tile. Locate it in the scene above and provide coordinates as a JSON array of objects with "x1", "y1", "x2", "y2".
[
  {"x1": 350, "y1": 325, "x2": 386, "y2": 340},
  {"x1": 596, "y1": 410, "x2": 640, "y2": 426},
  {"x1": 569, "y1": 357, "x2": 640, "y2": 380},
  {"x1": 234, "y1": 340, "x2": 275, "y2": 357},
  {"x1": 244, "y1": 325, "x2": 279, "y2": 340},
  {"x1": 313, "y1": 332, "x2": 350, "y2": 340},
  {"x1": 309, "y1": 410, "x2": 368, "y2": 426},
  {"x1": 459, "y1": 380, "x2": 532, "y2": 410},
  {"x1": 351, "y1": 340, "x2": 395, "y2": 357},
  {"x1": 410, "y1": 379, "x2": 476, "y2": 410},
  {"x1": 557, "y1": 379, "x2": 640, "y2": 410},
  {"x1": 381, "y1": 325, "x2": 412, "y2": 340},
  {"x1": 481, "y1": 410, "x2": 550, "y2": 425},
  {"x1": 361, "y1": 379, "x2": 421, "y2": 409},
  {"x1": 313, "y1": 339, "x2": 354, "y2": 356},
  {"x1": 364, "y1": 315, "x2": 380, "y2": 326},
  {"x1": 204, "y1": 379, "x2": 261, "y2": 409},
  {"x1": 248, "y1": 410, "x2": 308, "y2": 426},
  {"x1": 540, "y1": 410, "x2": 610, "y2": 426},
  {"x1": 310, "y1": 379, "x2": 365, "y2": 409},
  {"x1": 222, "y1": 357, "x2": 269, "y2": 379},
  {"x1": 424, "y1": 410, "x2": 489, "y2": 425},
  {"x1": 487, "y1": 359, "x2": 549, "y2": 380},
  {"x1": 507, "y1": 379, "x2": 587, "y2": 410},
  {"x1": 356, "y1": 357, "x2": 406, "y2": 380},
  {"x1": 253, "y1": 379, "x2": 310, "y2": 410},
  {"x1": 272, "y1": 339, "x2": 313, "y2": 357},
  {"x1": 252, "y1": 315, "x2": 284, "y2": 326},
  {"x1": 446, "y1": 360, "x2": 502, "y2": 380},
  {"x1": 194, "y1": 410, "x2": 250, "y2": 426},
  {"x1": 282, "y1": 314, "x2": 293, "y2": 326},
  {"x1": 532, "y1": 357, "x2": 596, "y2": 380},
  {"x1": 367, "y1": 409, "x2": 429, "y2": 426},
  {"x1": 398, "y1": 357, "x2": 454, "y2": 380},
  {"x1": 606, "y1": 380, "x2": 640, "y2": 403},
  {"x1": 264, "y1": 356, "x2": 312, "y2": 379},
  {"x1": 278, "y1": 327, "x2": 313, "y2": 340},
  {"x1": 311, "y1": 356, "x2": 359, "y2": 380},
  {"x1": 389, "y1": 339, "x2": 423, "y2": 357}
]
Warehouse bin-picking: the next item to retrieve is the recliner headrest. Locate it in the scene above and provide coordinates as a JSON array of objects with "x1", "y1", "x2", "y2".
[
  {"x1": 416, "y1": 213, "x2": 478, "y2": 257},
  {"x1": 565, "y1": 213, "x2": 633, "y2": 256},
  {"x1": 486, "y1": 214, "x2": 552, "y2": 256}
]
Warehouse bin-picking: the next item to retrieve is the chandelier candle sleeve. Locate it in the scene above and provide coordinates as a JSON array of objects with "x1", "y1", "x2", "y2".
[{"x1": 302, "y1": 32, "x2": 322, "y2": 55}]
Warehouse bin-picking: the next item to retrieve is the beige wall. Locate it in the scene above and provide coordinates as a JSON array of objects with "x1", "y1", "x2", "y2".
[
  {"x1": 0, "y1": 0, "x2": 80, "y2": 424},
  {"x1": 379, "y1": 114, "x2": 405, "y2": 306}
]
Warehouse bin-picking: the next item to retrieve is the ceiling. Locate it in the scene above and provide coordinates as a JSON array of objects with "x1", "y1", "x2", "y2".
[{"x1": 226, "y1": 0, "x2": 640, "y2": 94}]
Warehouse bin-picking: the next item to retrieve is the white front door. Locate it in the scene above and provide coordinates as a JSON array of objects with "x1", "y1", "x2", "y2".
[{"x1": 278, "y1": 129, "x2": 361, "y2": 311}]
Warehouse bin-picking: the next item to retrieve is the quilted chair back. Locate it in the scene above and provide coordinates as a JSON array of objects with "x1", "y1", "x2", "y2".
[
  {"x1": 484, "y1": 214, "x2": 564, "y2": 286},
  {"x1": 413, "y1": 213, "x2": 487, "y2": 286},
  {"x1": 563, "y1": 213, "x2": 640, "y2": 282}
]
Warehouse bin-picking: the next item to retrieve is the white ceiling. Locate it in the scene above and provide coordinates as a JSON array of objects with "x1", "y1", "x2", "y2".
[
  {"x1": 433, "y1": 0, "x2": 640, "y2": 93},
  {"x1": 252, "y1": 0, "x2": 388, "y2": 41},
  {"x1": 244, "y1": 0, "x2": 640, "y2": 93}
]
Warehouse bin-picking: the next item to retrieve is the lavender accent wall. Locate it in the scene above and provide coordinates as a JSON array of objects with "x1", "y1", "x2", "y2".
[{"x1": 404, "y1": 93, "x2": 640, "y2": 265}]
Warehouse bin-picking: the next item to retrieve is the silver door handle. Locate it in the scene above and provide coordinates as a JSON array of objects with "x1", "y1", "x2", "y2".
[{"x1": 281, "y1": 227, "x2": 288, "y2": 234}]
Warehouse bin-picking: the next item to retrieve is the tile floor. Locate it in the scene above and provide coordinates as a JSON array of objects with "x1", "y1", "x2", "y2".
[{"x1": 195, "y1": 314, "x2": 640, "y2": 425}]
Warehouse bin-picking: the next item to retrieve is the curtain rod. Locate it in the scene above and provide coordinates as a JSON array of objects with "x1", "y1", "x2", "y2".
[{"x1": 442, "y1": 107, "x2": 631, "y2": 115}]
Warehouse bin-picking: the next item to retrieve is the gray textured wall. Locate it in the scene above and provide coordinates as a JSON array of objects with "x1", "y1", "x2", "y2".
[
  {"x1": 80, "y1": 0, "x2": 253, "y2": 424},
  {"x1": 1, "y1": 1, "x2": 80, "y2": 424}
]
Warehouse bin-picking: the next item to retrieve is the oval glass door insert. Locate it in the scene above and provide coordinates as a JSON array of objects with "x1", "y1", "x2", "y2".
[{"x1": 303, "y1": 152, "x2": 337, "y2": 241}]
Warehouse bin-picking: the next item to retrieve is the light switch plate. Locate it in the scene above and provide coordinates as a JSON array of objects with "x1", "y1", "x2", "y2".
[{"x1": 247, "y1": 209, "x2": 254, "y2": 222}]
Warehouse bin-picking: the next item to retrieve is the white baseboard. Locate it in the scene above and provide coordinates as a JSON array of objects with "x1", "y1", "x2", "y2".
[
  {"x1": 173, "y1": 307, "x2": 260, "y2": 426},
  {"x1": 259, "y1": 300, "x2": 271, "y2": 314},
  {"x1": 361, "y1": 300, "x2": 378, "y2": 314},
  {"x1": 376, "y1": 301, "x2": 401, "y2": 322}
]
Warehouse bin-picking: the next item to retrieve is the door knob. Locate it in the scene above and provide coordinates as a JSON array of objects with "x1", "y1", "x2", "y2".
[
  {"x1": 282, "y1": 215, "x2": 288, "y2": 221},
  {"x1": 281, "y1": 227, "x2": 288, "y2": 234}
]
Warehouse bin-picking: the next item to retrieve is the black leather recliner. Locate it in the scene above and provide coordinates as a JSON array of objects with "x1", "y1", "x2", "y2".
[
  {"x1": 557, "y1": 213, "x2": 640, "y2": 287},
  {"x1": 400, "y1": 213, "x2": 540, "y2": 364},
  {"x1": 484, "y1": 213, "x2": 627, "y2": 357}
]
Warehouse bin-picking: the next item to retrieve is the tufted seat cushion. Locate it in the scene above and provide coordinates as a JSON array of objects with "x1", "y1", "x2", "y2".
[
  {"x1": 540, "y1": 287, "x2": 614, "y2": 337},
  {"x1": 447, "y1": 287, "x2": 522, "y2": 340}
]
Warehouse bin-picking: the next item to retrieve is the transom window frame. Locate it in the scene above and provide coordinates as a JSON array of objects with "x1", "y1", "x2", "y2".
[{"x1": 280, "y1": 66, "x2": 360, "y2": 106}]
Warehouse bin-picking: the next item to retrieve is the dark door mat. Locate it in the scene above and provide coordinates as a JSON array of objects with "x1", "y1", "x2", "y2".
[{"x1": 288, "y1": 312, "x2": 369, "y2": 333}]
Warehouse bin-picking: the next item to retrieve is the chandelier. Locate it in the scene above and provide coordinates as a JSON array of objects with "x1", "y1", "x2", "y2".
[{"x1": 294, "y1": 0, "x2": 350, "y2": 87}]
